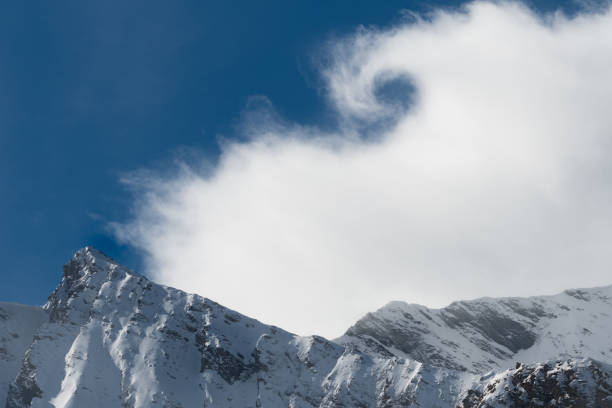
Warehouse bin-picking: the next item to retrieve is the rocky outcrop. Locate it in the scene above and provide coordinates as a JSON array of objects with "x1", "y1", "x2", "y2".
[{"x1": 459, "y1": 359, "x2": 612, "y2": 407}]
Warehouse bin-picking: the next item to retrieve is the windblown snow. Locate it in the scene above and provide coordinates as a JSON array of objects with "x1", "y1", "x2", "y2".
[{"x1": 1, "y1": 248, "x2": 611, "y2": 407}]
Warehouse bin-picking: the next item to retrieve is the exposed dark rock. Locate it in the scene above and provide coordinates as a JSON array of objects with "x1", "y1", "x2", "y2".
[
  {"x1": 5, "y1": 353, "x2": 43, "y2": 408},
  {"x1": 565, "y1": 289, "x2": 591, "y2": 302},
  {"x1": 459, "y1": 360, "x2": 612, "y2": 408}
]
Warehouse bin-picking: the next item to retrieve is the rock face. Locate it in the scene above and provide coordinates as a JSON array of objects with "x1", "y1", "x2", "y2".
[
  {"x1": 1, "y1": 247, "x2": 611, "y2": 407},
  {"x1": 0, "y1": 303, "x2": 46, "y2": 407}
]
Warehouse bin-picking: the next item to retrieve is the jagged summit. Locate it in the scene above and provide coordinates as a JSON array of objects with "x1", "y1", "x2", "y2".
[
  {"x1": 56, "y1": 246, "x2": 117, "y2": 291},
  {"x1": 71, "y1": 246, "x2": 113, "y2": 264},
  {"x1": 74, "y1": 245, "x2": 108, "y2": 259},
  {"x1": 1, "y1": 249, "x2": 611, "y2": 407},
  {"x1": 44, "y1": 246, "x2": 142, "y2": 325},
  {"x1": 60, "y1": 246, "x2": 136, "y2": 280}
]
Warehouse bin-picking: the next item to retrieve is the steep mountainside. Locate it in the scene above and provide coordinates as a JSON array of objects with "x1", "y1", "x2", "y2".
[
  {"x1": 0, "y1": 303, "x2": 46, "y2": 407},
  {"x1": 340, "y1": 285, "x2": 612, "y2": 373},
  {"x1": 1, "y1": 247, "x2": 611, "y2": 407}
]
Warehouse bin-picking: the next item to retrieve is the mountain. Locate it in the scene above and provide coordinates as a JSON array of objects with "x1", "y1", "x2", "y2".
[
  {"x1": 1, "y1": 247, "x2": 611, "y2": 407},
  {"x1": 340, "y1": 285, "x2": 612, "y2": 373}
]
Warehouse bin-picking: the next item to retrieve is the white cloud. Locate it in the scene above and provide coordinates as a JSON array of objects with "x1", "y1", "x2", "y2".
[{"x1": 115, "y1": 1, "x2": 612, "y2": 338}]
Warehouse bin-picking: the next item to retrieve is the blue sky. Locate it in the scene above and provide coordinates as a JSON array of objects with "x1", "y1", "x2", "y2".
[{"x1": 1, "y1": 0, "x2": 585, "y2": 308}]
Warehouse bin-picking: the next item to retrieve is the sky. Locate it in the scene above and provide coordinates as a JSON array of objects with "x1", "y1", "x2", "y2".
[{"x1": 2, "y1": 0, "x2": 611, "y2": 338}]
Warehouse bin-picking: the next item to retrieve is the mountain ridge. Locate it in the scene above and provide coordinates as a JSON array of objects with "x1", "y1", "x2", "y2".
[
  {"x1": 1, "y1": 247, "x2": 611, "y2": 407},
  {"x1": 340, "y1": 282, "x2": 612, "y2": 373}
]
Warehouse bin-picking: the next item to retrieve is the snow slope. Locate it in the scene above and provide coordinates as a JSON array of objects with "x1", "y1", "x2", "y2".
[
  {"x1": 1, "y1": 247, "x2": 611, "y2": 407},
  {"x1": 340, "y1": 285, "x2": 612, "y2": 373}
]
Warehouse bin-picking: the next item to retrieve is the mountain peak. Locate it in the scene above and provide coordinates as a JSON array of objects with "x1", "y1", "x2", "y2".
[
  {"x1": 74, "y1": 245, "x2": 110, "y2": 260},
  {"x1": 62, "y1": 246, "x2": 141, "y2": 283},
  {"x1": 63, "y1": 246, "x2": 115, "y2": 276},
  {"x1": 46, "y1": 247, "x2": 140, "y2": 324}
]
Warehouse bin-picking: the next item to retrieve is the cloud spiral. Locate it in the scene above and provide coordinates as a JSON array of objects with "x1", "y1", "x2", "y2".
[{"x1": 116, "y1": 1, "x2": 612, "y2": 338}]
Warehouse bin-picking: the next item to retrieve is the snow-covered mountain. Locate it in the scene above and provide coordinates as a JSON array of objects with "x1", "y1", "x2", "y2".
[
  {"x1": 340, "y1": 285, "x2": 612, "y2": 373},
  {"x1": 1, "y1": 247, "x2": 611, "y2": 407}
]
